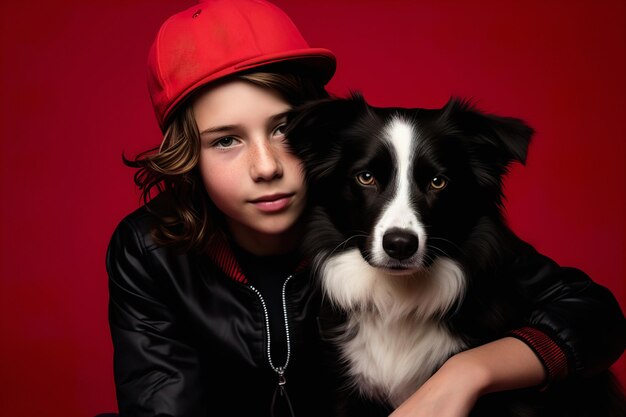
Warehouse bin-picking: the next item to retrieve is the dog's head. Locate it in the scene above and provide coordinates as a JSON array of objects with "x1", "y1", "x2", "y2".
[{"x1": 286, "y1": 94, "x2": 533, "y2": 273}]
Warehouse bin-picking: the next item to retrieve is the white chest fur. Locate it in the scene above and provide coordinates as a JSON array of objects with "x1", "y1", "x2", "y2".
[{"x1": 318, "y1": 249, "x2": 468, "y2": 407}]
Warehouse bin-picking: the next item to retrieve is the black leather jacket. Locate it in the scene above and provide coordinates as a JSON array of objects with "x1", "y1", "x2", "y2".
[{"x1": 107, "y1": 199, "x2": 626, "y2": 417}]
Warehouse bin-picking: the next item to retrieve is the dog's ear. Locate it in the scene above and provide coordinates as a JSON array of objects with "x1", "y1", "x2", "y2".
[
  {"x1": 442, "y1": 98, "x2": 534, "y2": 191},
  {"x1": 285, "y1": 92, "x2": 368, "y2": 158},
  {"x1": 285, "y1": 92, "x2": 369, "y2": 184},
  {"x1": 442, "y1": 98, "x2": 534, "y2": 165}
]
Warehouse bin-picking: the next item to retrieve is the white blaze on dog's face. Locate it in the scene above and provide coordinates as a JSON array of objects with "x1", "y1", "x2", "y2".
[
  {"x1": 370, "y1": 116, "x2": 427, "y2": 272},
  {"x1": 286, "y1": 94, "x2": 533, "y2": 277}
]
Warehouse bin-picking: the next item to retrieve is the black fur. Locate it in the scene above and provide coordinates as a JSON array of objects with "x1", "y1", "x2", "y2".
[{"x1": 285, "y1": 94, "x2": 626, "y2": 417}]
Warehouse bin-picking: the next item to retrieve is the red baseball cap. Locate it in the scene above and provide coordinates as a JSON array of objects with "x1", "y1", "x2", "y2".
[{"x1": 147, "y1": 0, "x2": 336, "y2": 130}]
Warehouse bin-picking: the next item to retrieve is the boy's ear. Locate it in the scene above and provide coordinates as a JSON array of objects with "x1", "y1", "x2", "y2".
[{"x1": 285, "y1": 92, "x2": 368, "y2": 161}]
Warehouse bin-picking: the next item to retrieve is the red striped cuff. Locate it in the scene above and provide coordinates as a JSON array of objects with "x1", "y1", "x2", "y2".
[{"x1": 508, "y1": 326, "x2": 569, "y2": 384}]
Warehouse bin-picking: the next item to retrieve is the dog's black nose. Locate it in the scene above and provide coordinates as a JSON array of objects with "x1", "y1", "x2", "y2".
[{"x1": 382, "y1": 228, "x2": 419, "y2": 260}]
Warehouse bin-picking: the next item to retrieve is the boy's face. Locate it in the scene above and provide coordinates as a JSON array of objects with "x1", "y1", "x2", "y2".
[{"x1": 193, "y1": 80, "x2": 307, "y2": 255}]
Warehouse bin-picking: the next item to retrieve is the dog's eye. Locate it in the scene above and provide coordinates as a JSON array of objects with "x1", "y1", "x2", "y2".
[
  {"x1": 430, "y1": 176, "x2": 448, "y2": 191},
  {"x1": 356, "y1": 171, "x2": 376, "y2": 186}
]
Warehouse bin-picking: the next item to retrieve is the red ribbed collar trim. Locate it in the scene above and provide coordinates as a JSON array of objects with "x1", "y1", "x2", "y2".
[
  {"x1": 206, "y1": 233, "x2": 247, "y2": 283},
  {"x1": 206, "y1": 233, "x2": 309, "y2": 284}
]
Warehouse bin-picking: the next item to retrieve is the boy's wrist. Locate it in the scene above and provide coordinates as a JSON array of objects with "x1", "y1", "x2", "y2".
[
  {"x1": 443, "y1": 337, "x2": 547, "y2": 397},
  {"x1": 439, "y1": 351, "x2": 492, "y2": 399}
]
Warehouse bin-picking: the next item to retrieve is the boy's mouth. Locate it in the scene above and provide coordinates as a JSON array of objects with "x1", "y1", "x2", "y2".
[{"x1": 249, "y1": 193, "x2": 295, "y2": 212}]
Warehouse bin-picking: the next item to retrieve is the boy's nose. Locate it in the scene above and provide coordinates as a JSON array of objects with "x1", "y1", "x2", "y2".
[{"x1": 250, "y1": 140, "x2": 283, "y2": 181}]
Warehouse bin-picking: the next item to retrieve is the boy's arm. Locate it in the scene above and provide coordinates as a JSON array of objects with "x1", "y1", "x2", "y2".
[
  {"x1": 107, "y1": 218, "x2": 206, "y2": 417},
  {"x1": 390, "y1": 337, "x2": 544, "y2": 417},
  {"x1": 504, "y1": 244, "x2": 626, "y2": 381}
]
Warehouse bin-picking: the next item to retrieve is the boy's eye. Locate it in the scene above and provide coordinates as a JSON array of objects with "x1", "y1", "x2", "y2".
[
  {"x1": 273, "y1": 123, "x2": 286, "y2": 137},
  {"x1": 356, "y1": 171, "x2": 376, "y2": 186},
  {"x1": 214, "y1": 136, "x2": 236, "y2": 148}
]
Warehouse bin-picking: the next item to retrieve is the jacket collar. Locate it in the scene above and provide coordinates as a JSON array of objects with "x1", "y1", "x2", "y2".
[{"x1": 206, "y1": 232, "x2": 308, "y2": 284}]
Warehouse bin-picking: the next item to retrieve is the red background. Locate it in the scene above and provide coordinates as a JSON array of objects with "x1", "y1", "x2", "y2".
[{"x1": 1, "y1": 1, "x2": 624, "y2": 416}]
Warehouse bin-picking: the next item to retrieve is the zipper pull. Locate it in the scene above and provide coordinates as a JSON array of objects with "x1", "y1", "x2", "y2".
[
  {"x1": 271, "y1": 367, "x2": 295, "y2": 417},
  {"x1": 276, "y1": 366, "x2": 286, "y2": 386}
]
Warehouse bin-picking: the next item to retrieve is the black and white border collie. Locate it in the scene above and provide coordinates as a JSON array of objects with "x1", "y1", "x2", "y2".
[{"x1": 285, "y1": 94, "x2": 625, "y2": 417}]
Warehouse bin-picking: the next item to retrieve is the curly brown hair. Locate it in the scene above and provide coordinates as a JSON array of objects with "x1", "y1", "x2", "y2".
[{"x1": 124, "y1": 68, "x2": 329, "y2": 253}]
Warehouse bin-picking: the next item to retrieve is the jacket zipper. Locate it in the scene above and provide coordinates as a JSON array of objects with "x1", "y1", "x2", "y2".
[{"x1": 248, "y1": 274, "x2": 293, "y2": 385}]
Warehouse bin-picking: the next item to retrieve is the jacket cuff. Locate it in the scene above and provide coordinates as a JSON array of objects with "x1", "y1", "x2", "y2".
[{"x1": 508, "y1": 326, "x2": 569, "y2": 385}]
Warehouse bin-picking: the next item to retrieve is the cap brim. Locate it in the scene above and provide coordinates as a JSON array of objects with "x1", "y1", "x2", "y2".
[
  {"x1": 161, "y1": 48, "x2": 336, "y2": 129},
  {"x1": 234, "y1": 47, "x2": 336, "y2": 81}
]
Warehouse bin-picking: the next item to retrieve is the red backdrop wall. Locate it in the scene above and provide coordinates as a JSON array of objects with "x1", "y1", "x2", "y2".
[{"x1": 1, "y1": 1, "x2": 624, "y2": 416}]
